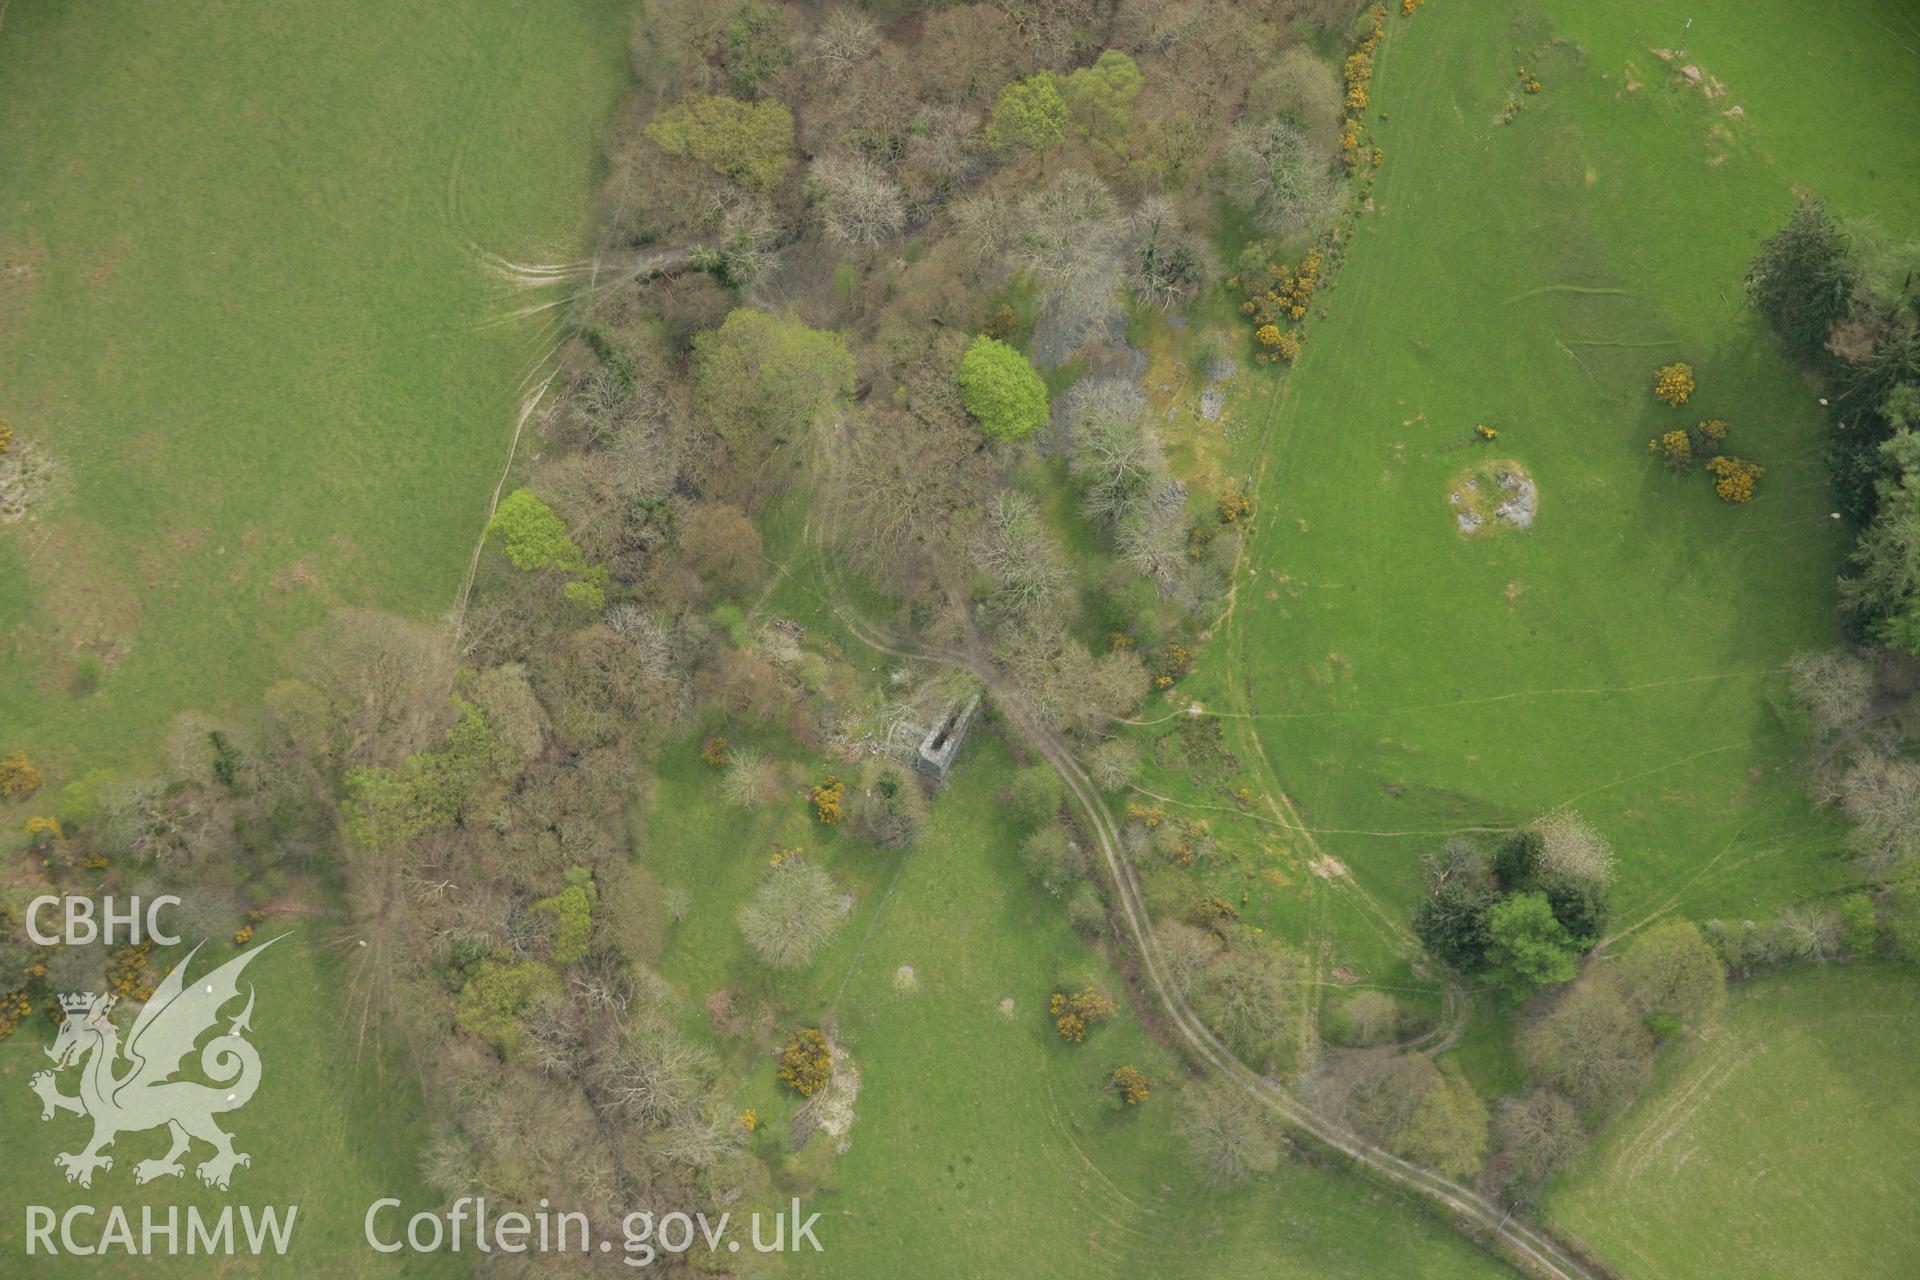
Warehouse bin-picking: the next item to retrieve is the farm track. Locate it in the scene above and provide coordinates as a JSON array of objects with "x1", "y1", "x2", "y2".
[{"x1": 822, "y1": 595, "x2": 1611, "y2": 1280}]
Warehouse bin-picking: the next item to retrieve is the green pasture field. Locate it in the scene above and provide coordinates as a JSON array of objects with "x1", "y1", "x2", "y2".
[
  {"x1": 0, "y1": 925, "x2": 460, "y2": 1276},
  {"x1": 638, "y1": 726, "x2": 1514, "y2": 1279},
  {"x1": 0, "y1": 1, "x2": 630, "y2": 1272},
  {"x1": 1548, "y1": 963, "x2": 1920, "y2": 1278},
  {"x1": 1163, "y1": 0, "x2": 1920, "y2": 985},
  {"x1": 0, "y1": 0, "x2": 631, "y2": 777}
]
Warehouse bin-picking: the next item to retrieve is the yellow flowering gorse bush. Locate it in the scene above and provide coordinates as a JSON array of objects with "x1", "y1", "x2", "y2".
[
  {"x1": 1231, "y1": 243, "x2": 1320, "y2": 365},
  {"x1": 1706, "y1": 454, "x2": 1764, "y2": 503},
  {"x1": 1653, "y1": 362, "x2": 1696, "y2": 406}
]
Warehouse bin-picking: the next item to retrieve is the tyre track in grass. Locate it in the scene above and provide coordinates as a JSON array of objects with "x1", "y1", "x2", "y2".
[
  {"x1": 808, "y1": 12, "x2": 1612, "y2": 1268},
  {"x1": 821, "y1": 595, "x2": 1612, "y2": 1280}
]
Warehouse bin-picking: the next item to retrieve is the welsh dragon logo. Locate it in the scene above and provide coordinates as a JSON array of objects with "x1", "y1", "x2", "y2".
[{"x1": 30, "y1": 937, "x2": 279, "y2": 1191}]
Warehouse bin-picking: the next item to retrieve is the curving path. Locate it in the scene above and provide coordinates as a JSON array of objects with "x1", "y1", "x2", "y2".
[{"x1": 825, "y1": 599, "x2": 1613, "y2": 1280}]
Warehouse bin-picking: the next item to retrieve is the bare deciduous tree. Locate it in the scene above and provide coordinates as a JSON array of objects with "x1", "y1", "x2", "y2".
[
  {"x1": 809, "y1": 152, "x2": 907, "y2": 247},
  {"x1": 974, "y1": 492, "x2": 1070, "y2": 622},
  {"x1": 1064, "y1": 378, "x2": 1161, "y2": 525},
  {"x1": 1517, "y1": 974, "x2": 1653, "y2": 1117},
  {"x1": 1177, "y1": 1082, "x2": 1280, "y2": 1186},
  {"x1": 1002, "y1": 172, "x2": 1127, "y2": 320},
  {"x1": 1490, "y1": 1088, "x2": 1586, "y2": 1202},
  {"x1": 950, "y1": 189, "x2": 1011, "y2": 259},
  {"x1": 1197, "y1": 944, "x2": 1305, "y2": 1066},
  {"x1": 1838, "y1": 750, "x2": 1920, "y2": 872},
  {"x1": 1775, "y1": 902, "x2": 1845, "y2": 963},
  {"x1": 1156, "y1": 920, "x2": 1222, "y2": 998},
  {"x1": 805, "y1": 7, "x2": 878, "y2": 77},
  {"x1": 598, "y1": 1018, "x2": 714, "y2": 1126},
  {"x1": 1337, "y1": 990, "x2": 1401, "y2": 1046},
  {"x1": 1127, "y1": 195, "x2": 1203, "y2": 309},
  {"x1": 1116, "y1": 501, "x2": 1189, "y2": 592},
  {"x1": 1087, "y1": 738, "x2": 1141, "y2": 791},
  {"x1": 1223, "y1": 118, "x2": 1343, "y2": 239},
  {"x1": 1788, "y1": 648, "x2": 1877, "y2": 738}
]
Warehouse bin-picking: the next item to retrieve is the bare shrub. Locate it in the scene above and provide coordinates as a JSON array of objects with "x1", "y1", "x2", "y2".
[
  {"x1": 736, "y1": 859, "x2": 844, "y2": 970},
  {"x1": 1336, "y1": 990, "x2": 1401, "y2": 1046},
  {"x1": 721, "y1": 748, "x2": 783, "y2": 808}
]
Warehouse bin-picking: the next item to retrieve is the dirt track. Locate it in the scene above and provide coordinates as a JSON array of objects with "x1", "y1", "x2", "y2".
[{"x1": 827, "y1": 601, "x2": 1613, "y2": 1280}]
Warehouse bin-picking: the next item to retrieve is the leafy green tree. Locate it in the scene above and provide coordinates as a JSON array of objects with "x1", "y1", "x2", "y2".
[
  {"x1": 1745, "y1": 198, "x2": 1857, "y2": 366},
  {"x1": 1839, "y1": 891, "x2": 1879, "y2": 958},
  {"x1": 1613, "y1": 919, "x2": 1725, "y2": 1023},
  {"x1": 342, "y1": 764, "x2": 435, "y2": 850},
  {"x1": 1397, "y1": 1066, "x2": 1489, "y2": 1178},
  {"x1": 1062, "y1": 51, "x2": 1142, "y2": 159},
  {"x1": 488, "y1": 489, "x2": 586, "y2": 572},
  {"x1": 1067, "y1": 883, "x2": 1106, "y2": 936},
  {"x1": 1885, "y1": 858, "x2": 1920, "y2": 962},
  {"x1": 722, "y1": 2, "x2": 792, "y2": 97},
  {"x1": 694, "y1": 308, "x2": 855, "y2": 442},
  {"x1": 645, "y1": 94, "x2": 795, "y2": 190},
  {"x1": 1007, "y1": 765, "x2": 1065, "y2": 828},
  {"x1": 985, "y1": 72, "x2": 1066, "y2": 154},
  {"x1": 1491, "y1": 828, "x2": 1542, "y2": 889},
  {"x1": 957, "y1": 335, "x2": 1048, "y2": 441},
  {"x1": 1840, "y1": 467, "x2": 1920, "y2": 651},
  {"x1": 341, "y1": 697, "x2": 509, "y2": 847},
  {"x1": 530, "y1": 868, "x2": 598, "y2": 966},
  {"x1": 1485, "y1": 892, "x2": 1579, "y2": 1000},
  {"x1": 1021, "y1": 821, "x2": 1088, "y2": 896},
  {"x1": 456, "y1": 958, "x2": 561, "y2": 1055},
  {"x1": 1412, "y1": 846, "x2": 1498, "y2": 971},
  {"x1": 1539, "y1": 874, "x2": 1608, "y2": 947},
  {"x1": 406, "y1": 696, "x2": 511, "y2": 821},
  {"x1": 484, "y1": 489, "x2": 605, "y2": 609}
]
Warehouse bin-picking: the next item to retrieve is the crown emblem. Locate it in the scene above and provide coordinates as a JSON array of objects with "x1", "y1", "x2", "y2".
[{"x1": 59, "y1": 992, "x2": 103, "y2": 1014}]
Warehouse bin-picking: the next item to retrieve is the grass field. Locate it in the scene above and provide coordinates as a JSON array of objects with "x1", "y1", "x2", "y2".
[
  {"x1": 639, "y1": 723, "x2": 1516, "y2": 1280},
  {"x1": 1548, "y1": 963, "x2": 1920, "y2": 1279},
  {"x1": 0, "y1": 925, "x2": 460, "y2": 1277},
  {"x1": 0, "y1": 2, "x2": 631, "y2": 1272},
  {"x1": 0, "y1": 0, "x2": 631, "y2": 776},
  {"x1": 1180, "y1": 0, "x2": 1920, "y2": 965}
]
